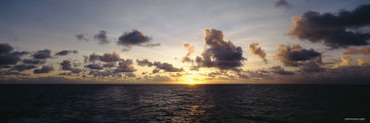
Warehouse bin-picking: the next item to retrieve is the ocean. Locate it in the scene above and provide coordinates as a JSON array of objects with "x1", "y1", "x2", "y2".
[{"x1": 0, "y1": 84, "x2": 369, "y2": 123}]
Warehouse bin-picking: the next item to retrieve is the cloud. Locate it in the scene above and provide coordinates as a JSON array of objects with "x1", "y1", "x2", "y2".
[
  {"x1": 117, "y1": 30, "x2": 160, "y2": 51},
  {"x1": 55, "y1": 50, "x2": 78, "y2": 56},
  {"x1": 153, "y1": 62, "x2": 183, "y2": 72},
  {"x1": 182, "y1": 42, "x2": 195, "y2": 63},
  {"x1": 358, "y1": 59, "x2": 370, "y2": 66},
  {"x1": 87, "y1": 52, "x2": 122, "y2": 63},
  {"x1": 299, "y1": 61, "x2": 325, "y2": 73},
  {"x1": 332, "y1": 55, "x2": 352, "y2": 69},
  {"x1": 114, "y1": 59, "x2": 136, "y2": 73},
  {"x1": 276, "y1": 44, "x2": 321, "y2": 66},
  {"x1": 0, "y1": 43, "x2": 28, "y2": 65},
  {"x1": 0, "y1": 43, "x2": 13, "y2": 54},
  {"x1": 33, "y1": 66, "x2": 54, "y2": 74},
  {"x1": 99, "y1": 51, "x2": 121, "y2": 62},
  {"x1": 89, "y1": 53, "x2": 100, "y2": 63},
  {"x1": 289, "y1": 4, "x2": 370, "y2": 48},
  {"x1": 23, "y1": 59, "x2": 45, "y2": 64},
  {"x1": 275, "y1": 0, "x2": 291, "y2": 9},
  {"x1": 60, "y1": 60, "x2": 72, "y2": 70},
  {"x1": 75, "y1": 34, "x2": 89, "y2": 41},
  {"x1": 344, "y1": 47, "x2": 370, "y2": 55},
  {"x1": 94, "y1": 30, "x2": 109, "y2": 45},
  {"x1": 249, "y1": 42, "x2": 267, "y2": 63},
  {"x1": 136, "y1": 59, "x2": 153, "y2": 67},
  {"x1": 270, "y1": 66, "x2": 294, "y2": 75},
  {"x1": 136, "y1": 59, "x2": 183, "y2": 73},
  {"x1": 85, "y1": 64, "x2": 103, "y2": 70},
  {"x1": 33, "y1": 49, "x2": 51, "y2": 59},
  {"x1": 13, "y1": 64, "x2": 36, "y2": 71},
  {"x1": 195, "y1": 29, "x2": 245, "y2": 70}
]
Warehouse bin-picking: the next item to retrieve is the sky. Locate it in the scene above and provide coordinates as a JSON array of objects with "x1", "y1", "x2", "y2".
[{"x1": 0, "y1": 0, "x2": 370, "y2": 84}]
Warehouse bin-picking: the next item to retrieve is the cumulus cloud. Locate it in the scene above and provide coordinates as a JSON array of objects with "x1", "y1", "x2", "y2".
[
  {"x1": 87, "y1": 52, "x2": 122, "y2": 63},
  {"x1": 94, "y1": 30, "x2": 109, "y2": 45},
  {"x1": 153, "y1": 62, "x2": 183, "y2": 72},
  {"x1": 55, "y1": 50, "x2": 78, "y2": 56},
  {"x1": 23, "y1": 59, "x2": 45, "y2": 64},
  {"x1": 136, "y1": 59, "x2": 183, "y2": 73},
  {"x1": 276, "y1": 44, "x2": 321, "y2": 66},
  {"x1": 33, "y1": 49, "x2": 51, "y2": 59},
  {"x1": 275, "y1": 0, "x2": 291, "y2": 9},
  {"x1": 89, "y1": 53, "x2": 100, "y2": 63},
  {"x1": 0, "y1": 43, "x2": 13, "y2": 54},
  {"x1": 299, "y1": 61, "x2": 325, "y2": 73},
  {"x1": 99, "y1": 51, "x2": 121, "y2": 62},
  {"x1": 344, "y1": 47, "x2": 370, "y2": 55},
  {"x1": 289, "y1": 4, "x2": 370, "y2": 48},
  {"x1": 182, "y1": 42, "x2": 195, "y2": 63},
  {"x1": 75, "y1": 34, "x2": 89, "y2": 41},
  {"x1": 117, "y1": 30, "x2": 160, "y2": 51},
  {"x1": 195, "y1": 29, "x2": 245, "y2": 70},
  {"x1": 0, "y1": 43, "x2": 28, "y2": 65},
  {"x1": 136, "y1": 59, "x2": 153, "y2": 67},
  {"x1": 85, "y1": 64, "x2": 103, "y2": 70},
  {"x1": 114, "y1": 59, "x2": 136, "y2": 73},
  {"x1": 33, "y1": 66, "x2": 54, "y2": 74},
  {"x1": 249, "y1": 42, "x2": 267, "y2": 63},
  {"x1": 270, "y1": 66, "x2": 294, "y2": 75},
  {"x1": 13, "y1": 64, "x2": 36, "y2": 71},
  {"x1": 60, "y1": 60, "x2": 72, "y2": 70}
]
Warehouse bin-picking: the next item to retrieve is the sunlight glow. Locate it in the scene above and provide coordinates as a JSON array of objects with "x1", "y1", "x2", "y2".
[{"x1": 189, "y1": 79, "x2": 195, "y2": 85}]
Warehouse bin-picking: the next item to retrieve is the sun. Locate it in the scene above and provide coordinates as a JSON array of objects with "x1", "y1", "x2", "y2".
[{"x1": 189, "y1": 79, "x2": 195, "y2": 85}]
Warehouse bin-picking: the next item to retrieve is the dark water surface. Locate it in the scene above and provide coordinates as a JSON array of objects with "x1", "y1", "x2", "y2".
[{"x1": 0, "y1": 84, "x2": 369, "y2": 123}]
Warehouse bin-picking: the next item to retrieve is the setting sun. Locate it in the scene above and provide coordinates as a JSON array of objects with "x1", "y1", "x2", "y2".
[{"x1": 189, "y1": 79, "x2": 195, "y2": 85}]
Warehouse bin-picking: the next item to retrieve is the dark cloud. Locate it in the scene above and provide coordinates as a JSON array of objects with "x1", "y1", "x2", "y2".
[
  {"x1": 289, "y1": 4, "x2": 370, "y2": 48},
  {"x1": 75, "y1": 34, "x2": 89, "y2": 41},
  {"x1": 11, "y1": 51, "x2": 30, "y2": 56},
  {"x1": 99, "y1": 52, "x2": 121, "y2": 62},
  {"x1": 33, "y1": 49, "x2": 51, "y2": 59},
  {"x1": 182, "y1": 42, "x2": 195, "y2": 63},
  {"x1": 0, "y1": 43, "x2": 28, "y2": 65},
  {"x1": 0, "y1": 53, "x2": 21, "y2": 65},
  {"x1": 0, "y1": 43, "x2": 14, "y2": 54},
  {"x1": 13, "y1": 64, "x2": 36, "y2": 71},
  {"x1": 136, "y1": 59, "x2": 153, "y2": 67},
  {"x1": 136, "y1": 59, "x2": 183, "y2": 73},
  {"x1": 249, "y1": 42, "x2": 267, "y2": 63},
  {"x1": 33, "y1": 66, "x2": 54, "y2": 74},
  {"x1": 102, "y1": 63, "x2": 115, "y2": 68},
  {"x1": 270, "y1": 66, "x2": 294, "y2": 75},
  {"x1": 94, "y1": 30, "x2": 109, "y2": 45},
  {"x1": 23, "y1": 59, "x2": 45, "y2": 64},
  {"x1": 90, "y1": 70, "x2": 113, "y2": 77},
  {"x1": 275, "y1": 0, "x2": 291, "y2": 9},
  {"x1": 85, "y1": 64, "x2": 103, "y2": 70},
  {"x1": 60, "y1": 60, "x2": 72, "y2": 70},
  {"x1": 87, "y1": 52, "x2": 122, "y2": 63},
  {"x1": 89, "y1": 53, "x2": 100, "y2": 63},
  {"x1": 117, "y1": 30, "x2": 160, "y2": 51},
  {"x1": 344, "y1": 47, "x2": 370, "y2": 55},
  {"x1": 55, "y1": 50, "x2": 78, "y2": 56},
  {"x1": 114, "y1": 59, "x2": 136, "y2": 73},
  {"x1": 276, "y1": 44, "x2": 321, "y2": 66},
  {"x1": 153, "y1": 62, "x2": 183, "y2": 72},
  {"x1": 299, "y1": 61, "x2": 325, "y2": 73},
  {"x1": 70, "y1": 68, "x2": 82, "y2": 74},
  {"x1": 195, "y1": 29, "x2": 245, "y2": 70}
]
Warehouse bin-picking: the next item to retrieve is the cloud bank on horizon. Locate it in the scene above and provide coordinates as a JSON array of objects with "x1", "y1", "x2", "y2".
[{"x1": 0, "y1": 0, "x2": 369, "y2": 84}]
